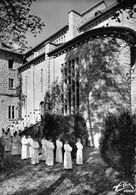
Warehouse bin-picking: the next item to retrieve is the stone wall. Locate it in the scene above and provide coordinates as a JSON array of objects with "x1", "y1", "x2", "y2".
[{"x1": 0, "y1": 49, "x2": 23, "y2": 129}]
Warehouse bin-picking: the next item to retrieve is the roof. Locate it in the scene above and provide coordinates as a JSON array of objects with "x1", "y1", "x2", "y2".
[
  {"x1": 18, "y1": 52, "x2": 45, "y2": 72},
  {"x1": 25, "y1": 25, "x2": 68, "y2": 57}
]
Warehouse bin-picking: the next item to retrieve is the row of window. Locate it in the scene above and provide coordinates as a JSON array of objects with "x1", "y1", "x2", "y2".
[{"x1": 61, "y1": 58, "x2": 80, "y2": 115}]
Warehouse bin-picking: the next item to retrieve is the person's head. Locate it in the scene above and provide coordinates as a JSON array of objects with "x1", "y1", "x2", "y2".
[
  {"x1": 48, "y1": 137, "x2": 52, "y2": 142},
  {"x1": 28, "y1": 135, "x2": 31, "y2": 138},
  {"x1": 77, "y1": 138, "x2": 81, "y2": 143},
  {"x1": 57, "y1": 136, "x2": 60, "y2": 141}
]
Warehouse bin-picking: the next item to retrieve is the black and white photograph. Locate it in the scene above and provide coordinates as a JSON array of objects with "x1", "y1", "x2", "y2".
[{"x1": 0, "y1": 0, "x2": 136, "y2": 194}]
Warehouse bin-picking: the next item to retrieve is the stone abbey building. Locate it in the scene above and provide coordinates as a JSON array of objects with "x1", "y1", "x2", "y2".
[{"x1": 0, "y1": 0, "x2": 136, "y2": 145}]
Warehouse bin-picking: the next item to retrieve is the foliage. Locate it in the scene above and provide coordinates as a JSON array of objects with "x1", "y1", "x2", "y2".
[
  {"x1": 44, "y1": 80, "x2": 63, "y2": 114},
  {"x1": 0, "y1": 0, "x2": 45, "y2": 52},
  {"x1": 112, "y1": 0, "x2": 136, "y2": 23},
  {"x1": 99, "y1": 110, "x2": 135, "y2": 177},
  {"x1": 41, "y1": 113, "x2": 89, "y2": 158}
]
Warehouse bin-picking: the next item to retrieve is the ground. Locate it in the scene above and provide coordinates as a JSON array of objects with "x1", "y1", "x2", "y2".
[{"x1": 0, "y1": 148, "x2": 118, "y2": 195}]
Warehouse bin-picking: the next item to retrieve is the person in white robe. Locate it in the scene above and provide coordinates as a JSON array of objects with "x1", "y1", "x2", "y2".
[
  {"x1": 21, "y1": 135, "x2": 29, "y2": 159},
  {"x1": 23, "y1": 116, "x2": 27, "y2": 128},
  {"x1": 31, "y1": 138, "x2": 40, "y2": 165},
  {"x1": 46, "y1": 138, "x2": 54, "y2": 166},
  {"x1": 56, "y1": 137, "x2": 63, "y2": 163},
  {"x1": 27, "y1": 135, "x2": 33, "y2": 158},
  {"x1": 41, "y1": 136, "x2": 47, "y2": 161},
  {"x1": 64, "y1": 140, "x2": 72, "y2": 169},
  {"x1": 10, "y1": 125, "x2": 14, "y2": 137},
  {"x1": 76, "y1": 138, "x2": 83, "y2": 165},
  {"x1": 27, "y1": 115, "x2": 30, "y2": 127}
]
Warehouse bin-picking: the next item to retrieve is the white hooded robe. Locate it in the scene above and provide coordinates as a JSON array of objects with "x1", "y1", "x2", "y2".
[
  {"x1": 46, "y1": 141, "x2": 54, "y2": 166},
  {"x1": 76, "y1": 142, "x2": 83, "y2": 165},
  {"x1": 21, "y1": 136, "x2": 29, "y2": 159},
  {"x1": 31, "y1": 140, "x2": 40, "y2": 164},
  {"x1": 56, "y1": 140, "x2": 63, "y2": 163},
  {"x1": 64, "y1": 144, "x2": 72, "y2": 169}
]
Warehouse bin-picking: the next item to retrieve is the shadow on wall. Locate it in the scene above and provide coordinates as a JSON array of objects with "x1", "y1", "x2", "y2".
[{"x1": 64, "y1": 37, "x2": 131, "y2": 147}]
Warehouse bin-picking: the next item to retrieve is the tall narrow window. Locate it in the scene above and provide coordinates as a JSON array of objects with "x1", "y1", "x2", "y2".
[
  {"x1": 25, "y1": 76, "x2": 27, "y2": 95},
  {"x1": 8, "y1": 106, "x2": 11, "y2": 119},
  {"x1": 8, "y1": 106, "x2": 15, "y2": 119},
  {"x1": 8, "y1": 59, "x2": 14, "y2": 69},
  {"x1": 9, "y1": 78, "x2": 14, "y2": 89},
  {"x1": 41, "y1": 69, "x2": 43, "y2": 92}
]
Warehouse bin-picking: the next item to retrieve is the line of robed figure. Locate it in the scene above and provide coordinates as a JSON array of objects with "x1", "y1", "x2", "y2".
[{"x1": 21, "y1": 135, "x2": 83, "y2": 169}]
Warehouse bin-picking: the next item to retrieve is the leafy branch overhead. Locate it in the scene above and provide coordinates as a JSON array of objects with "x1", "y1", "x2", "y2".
[
  {"x1": 0, "y1": 0, "x2": 45, "y2": 51},
  {"x1": 112, "y1": 0, "x2": 136, "y2": 23}
]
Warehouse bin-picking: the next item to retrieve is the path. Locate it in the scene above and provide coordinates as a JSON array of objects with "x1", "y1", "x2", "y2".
[{"x1": 0, "y1": 149, "x2": 116, "y2": 195}]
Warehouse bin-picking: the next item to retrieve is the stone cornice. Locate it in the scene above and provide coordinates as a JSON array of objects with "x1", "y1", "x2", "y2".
[
  {"x1": 48, "y1": 26, "x2": 136, "y2": 57},
  {"x1": 18, "y1": 53, "x2": 45, "y2": 72}
]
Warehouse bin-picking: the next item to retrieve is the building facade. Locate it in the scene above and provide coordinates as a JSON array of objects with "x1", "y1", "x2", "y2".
[
  {"x1": 0, "y1": 48, "x2": 23, "y2": 130},
  {"x1": 1, "y1": 0, "x2": 135, "y2": 145}
]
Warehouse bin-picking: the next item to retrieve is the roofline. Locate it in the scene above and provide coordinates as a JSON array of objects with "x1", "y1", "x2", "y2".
[
  {"x1": 25, "y1": 25, "x2": 68, "y2": 57},
  {"x1": 81, "y1": 0, "x2": 107, "y2": 16},
  {"x1": 48, "y1": 26, "x2": 136, "y2": 57},
  {"x1": 18, "y1": 52, "x2": 45, "y2": 72},
  {"x1": 0, "y1": 47, "x2": 23, "y2": 56}
]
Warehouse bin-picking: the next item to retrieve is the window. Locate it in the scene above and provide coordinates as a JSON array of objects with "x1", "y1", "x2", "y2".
[
  {"x1": 8, "y1": 106, "x2": 15, "y2": 119},
  {"x1": 41, "y1": 69, "x2": 43, "y2": 92},
  {"x1": 8, "y1": 59, "x2": 14, "y2": 69},
  {"x1": 9, "y1": 78, "x2": 14, "y2": 89}
]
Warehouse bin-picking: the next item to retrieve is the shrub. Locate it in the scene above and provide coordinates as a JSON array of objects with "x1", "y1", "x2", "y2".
[
  {"x1": 41, "y1": 113, "x2": 89, "y2": 158},
  {"x1": 99, "y1": 110, "x2": 135, "y2": 178}
]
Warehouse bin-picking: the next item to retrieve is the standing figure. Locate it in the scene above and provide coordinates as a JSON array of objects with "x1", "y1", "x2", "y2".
[
  {"x1": 10, "y1": 125, "x2": 14, "y2": 137},
  {"x1": 46, "y1": 138, "x2": 54, "y2": 166},
  {"x1": 56, "y1": 137, "x2": 63, "y2": 163},
  {"x1": 21, "y1": 135, "x2": 29, "y2": 159},
  {"x1": 76, "y1": 138, "x2": 83, "y2": 165},
  {"x1": 24, "y1": 116, "x2": 27, "y2": 128},
  {"x1": 64, "y1": 140, "x2": 72, "y2": 169},
  {"x1": 11, "y1": 131, "x2": 18, "y2": 155},
  {"x1": 27, "y1": 135, "x2": 33, "y2": 158},
  {"x1": 41, "y1": 136, "x2": 47, "y2": 161},
  {"x1": 31, "y1": 138, "x2": 40, "y2": 164}
]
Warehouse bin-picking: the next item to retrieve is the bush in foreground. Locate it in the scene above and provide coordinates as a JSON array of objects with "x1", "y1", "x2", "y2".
[{"x1": 99, "y1": 110, "x2": 135, "y2": 179}]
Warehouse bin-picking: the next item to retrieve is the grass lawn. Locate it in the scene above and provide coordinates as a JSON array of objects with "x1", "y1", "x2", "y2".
[{"x1": 0, "y1": 147, "x2": 118, "y2": 195}]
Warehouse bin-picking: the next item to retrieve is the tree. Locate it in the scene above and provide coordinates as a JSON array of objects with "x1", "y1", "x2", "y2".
[
  {"x1": 44, "y1": 80, "x2": 63, "y2": 114},
  {"x1": 112, "y1": 0, "x2": 136, "y2": 23},
  {"x1": 0, "y1": 0, "x2": 45, "y2": 52}
]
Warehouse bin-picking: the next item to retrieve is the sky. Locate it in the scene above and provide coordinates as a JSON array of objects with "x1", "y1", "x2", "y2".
[{"x1": 26, "y1": 0, "x2": 116, "y2": 49}]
